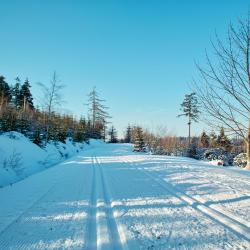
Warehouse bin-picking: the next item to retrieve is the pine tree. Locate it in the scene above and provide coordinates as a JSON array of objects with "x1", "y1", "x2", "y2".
[
  {"x1": 108, "y1": 125, "x2": 118, "y2": 143},
  {"x1": 125, "y1": 125, "x2": 132, "y2": 143},
  {"x1": 19, "y1": 78, "x2": 34, "y2": 111},
  {"x1": 178, "y1": 92, "x2": 200, "y2": 146},
  {"x1": 216, "y1": 127, "x2": 232, "y2": 151},
  {"x1": 0, "y1": 76, "x2": 11, "y2": 111},
  {"x1": 200, "y1": 131, "x2": 210, "y2": 148},
  {"x1": 133, "y1": 126, "x2": 146, "y2": 152}
]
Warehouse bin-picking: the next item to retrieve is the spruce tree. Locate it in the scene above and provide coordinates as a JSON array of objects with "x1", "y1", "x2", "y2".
[
  {"x1": 49, "y1": 114, "x2": 67, "y2": 143},
  {"x1": 108, "y1": 125, "x2": 118, "y2": 143},
  {"x1": 73, "y1": 117, "x2": 88, "y2": 143},
  {"x1": 216, "y1": 127, "x2": 232, "y2": 151},
  {"x1": 16, "y1": 112, "x2": 30, "y2": 135},
  {"x1": 210, "y1": 131, "x2": 217, "y2": 148},
  {"x1": 178, "y1": 92, "x2": 200, "y2": 146},
  {"x1": 0, "y1": 109, "x2": 18, "y2": 132},
  {"x1": 200, "y1": 131, "x2": 210, "y2": 148},
  {"x1": 12, "y1": 77, "x2": 22, "y2": 110},
  {"x1": 125, "y1": 125, "x2": 132, "y2": 143},
  {"x1": 57, "y1": 128, "x2": 67, "y2": 143},
  {"x1": 84, "y1": 118, "x2": 92, "y2": 141},
  {"x1": 20, "y1": 78, "x2": 34, "y2": 111},
  {"x1": 133, "y1": 126, "x2": 146, "y2": 152}
]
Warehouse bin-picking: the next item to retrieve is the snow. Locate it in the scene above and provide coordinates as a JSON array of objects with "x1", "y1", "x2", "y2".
[
  {"x1": 0, "y1": 142, "x2": 250, "y2": 249},
  {"x1": 209, "y1": 159, "x2": 224, "y2": 166},
  {"x1": 0, "y1": 132, "x2": 86, "y2": 187}
]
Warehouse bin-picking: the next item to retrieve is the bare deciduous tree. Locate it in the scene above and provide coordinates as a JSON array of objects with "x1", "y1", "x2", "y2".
[
  {"x1": 195, "y1": 14, "x2": 250, "y2": 169},
  {"x1": 38, "y1": 71, "x2": 65, "y2": 143}
]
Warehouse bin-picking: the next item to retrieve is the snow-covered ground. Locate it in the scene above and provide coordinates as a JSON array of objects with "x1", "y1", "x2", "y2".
[
  {"x1": 0, "y1": 132, "x2": 86, "y2": 187},
  {"x1": 0, "y1": 143, "x2": 249, "y2": 249}
]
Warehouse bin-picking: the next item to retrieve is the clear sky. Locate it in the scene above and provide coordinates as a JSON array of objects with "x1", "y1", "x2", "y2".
[{"x1": 0, "y1": 0, "x2": 248, "y2": 137}]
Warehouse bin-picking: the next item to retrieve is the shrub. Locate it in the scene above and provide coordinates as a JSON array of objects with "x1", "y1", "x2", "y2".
[
  {"x1": 233, "y1": 153, "x2": 247, "y2": 168},
  {"x1": 197, "y1": 148, "x2": 234, "y2": 166}
]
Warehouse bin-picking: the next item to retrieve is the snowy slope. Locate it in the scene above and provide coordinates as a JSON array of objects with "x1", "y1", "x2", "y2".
[
  {"x1": 0, "y1": 132, "x2": 86, "y2": 187},
  {"x1": 0, "y1": 143, "x2": 249, "y2": 249}
]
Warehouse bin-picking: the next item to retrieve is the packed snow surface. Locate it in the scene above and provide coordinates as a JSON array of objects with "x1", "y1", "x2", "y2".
[{"x1": 0, "y1": 143, "x2": 250, "y2": 249}]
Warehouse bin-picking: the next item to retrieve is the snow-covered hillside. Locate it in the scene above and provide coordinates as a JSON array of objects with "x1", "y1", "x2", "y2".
[
  {"x1": 0, "y1": 132, "x2": 87, "y2": 188},
  {"x1": 0, "y1": 142, "x2": 249, "y2": 249}
]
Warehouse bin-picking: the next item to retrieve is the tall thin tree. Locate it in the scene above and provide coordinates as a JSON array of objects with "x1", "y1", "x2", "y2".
[
  {"x1": 87, "y1": 87, "x2": 110, "y2": 139},
  {"x1": 178, "y1": 92, "x2": 200, "y2": 146}
]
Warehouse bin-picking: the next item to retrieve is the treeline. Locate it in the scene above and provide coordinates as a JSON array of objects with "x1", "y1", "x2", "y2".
[
  {"x1": 123, "y1": 124, "x2": 244, "y2": 156},
  {"x1": 0, "y1": 73, "x2": 111, "y2": 146}
]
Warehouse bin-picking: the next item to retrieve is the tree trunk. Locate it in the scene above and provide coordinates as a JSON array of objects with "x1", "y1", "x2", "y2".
[
  {"x1": 246, "y1": 120, "x2": 250, "y2": 169},
  {"x1": 0, "y1": 94, "x2": 5, "y2": 112},
  {"x1": 188, "y1": 121, "x2": 191, "y2": 147},
  {"x1": 23, "y1": 96, "x2": 27, "y2": 112}
]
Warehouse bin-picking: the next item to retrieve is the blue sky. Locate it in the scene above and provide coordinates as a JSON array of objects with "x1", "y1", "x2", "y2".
[{"x1": 0, "y1": 0, "x2": 248, "y2": 137}]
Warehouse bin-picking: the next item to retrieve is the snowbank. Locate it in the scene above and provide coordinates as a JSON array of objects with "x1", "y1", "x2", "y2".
[{"x1": 0, "y1": 132, "x2": 86, "y2": 188}]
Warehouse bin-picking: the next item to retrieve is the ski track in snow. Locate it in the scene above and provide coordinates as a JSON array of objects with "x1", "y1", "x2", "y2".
[
  {"x1": 124, "y1": 159, "x2": 250, "y2": 241},
  {"x1": 84, "y1": 156, "x2": 97, "y2": 250},
  {"x1": 171, "y1": 169, "x2": 250, "y2": 228},
  {"x1": 142, "y1": 157, "x2": 250, "y2": 226},
  {"x1": 0, "y1": 143, "x2": 250, "y2": 249},
  {"x1": 84, "y1": 156, "x2": 129, "y2": 250}
]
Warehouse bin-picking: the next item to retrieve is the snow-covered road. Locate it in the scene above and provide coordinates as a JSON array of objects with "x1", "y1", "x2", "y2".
[{"x1": 0, "y1": 143, "x2": 250, "y2": 249}]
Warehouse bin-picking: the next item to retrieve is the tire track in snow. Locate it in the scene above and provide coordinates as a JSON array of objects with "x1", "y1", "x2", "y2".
[
  {"x1": 125, "y1": 159, "x2": 250, "y2": 242},
  {"x1": 94, "y1": 156, "x2": 129, "y2": 250}
]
